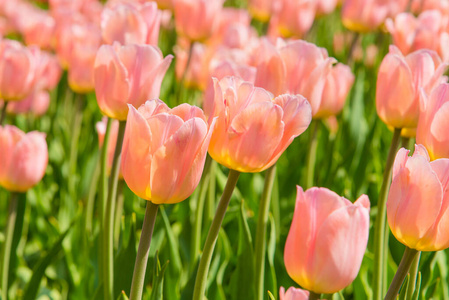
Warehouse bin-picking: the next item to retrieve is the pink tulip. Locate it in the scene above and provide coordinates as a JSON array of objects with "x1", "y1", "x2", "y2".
[
  {"x1": 205, "y1": 76, "x2": 312, "y2": 173},
  {"x1": 376, "y1": 46, "x2": 448, "y2": 129},
  {"x1": 173, "y1": 0, "x2": 224, "y2": 42},
  {"x1": 35, "y1": 51, "x2": 62, "y2": 92},
  {"x1": 279, "y1": 40, "x2": 336, "y2": 116},
  {"x1": 0, "y1": 39, "x2": 38, "y2": 101},
  {"x1": 248, "y1": 0, "x2": 274, "y2": 22},
  {"x1": 386, "y1": 11, "x2": 447, "y2": 60},
  {"x1": 417, "y1": 84, "x2": 449, "y2": 160},
  {"x1": 280, "y1": 287, "x2": 315, "y2": 300},
  {"x1": 94, "y1": 42, "x2": 173, "y2": 120},
  {"x1": 0, "y1": 125, "x2": 48, "y2": 192},
  {"x1": 342, "y1": 0, "x2": 407, "y2": 32},
  {"x1": 411, "y1": 0, "x2": 449, "y2": 14},
  {"x1": 316, "y1": 0, "x2": 338, "y2": 15},
  {"x1": 121, "y1": 99, "x2": 214, "y2": 204},
  {"x1": 101, "y1": 1, "x2": 161, "y2": 45},
  {"x1": 269, "y1": 0, "x2": 316, "y2": 38},
  {"x1": 2, "y1": 90, "x2": 50, "y2": 116},
  {"x1": 387, "y1": 144, "x2": 449, "y2": 251},
  {"x1": 284, "y1": 186, "x2": 370, "y2": 294},
  {"x1": 314, "y1": 63, "x2": 354, "y2": 119},
  {"x1": 208, "y1": 8, "x2": 253, "y2": 48}
]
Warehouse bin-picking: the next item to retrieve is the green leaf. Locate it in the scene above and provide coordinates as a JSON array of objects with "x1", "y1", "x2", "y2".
[
  {"x1": 266, "y1": 215, "x2": 277, "y2": 300},
  {"x1": 117, "y1": 290, "x2": 129, "y2": 300},
  {"x1": 268, "y1": 290, "x2": 276, "y2": 300},
  {"x1": 230, "y1": 200, "x2": 255, "y2": 299},
  {"x1": 412, "y1": 272, "x2": 421, "y2": 300},
  {"x1": 150, "y1": 252, "x2": 169, "y2": 300},
  {"x1": 398, "y1": 274, "x2": 410, "y2": 300},
  {"x1": 22, "y1": 218, "x2": 74, "y2": 300}
]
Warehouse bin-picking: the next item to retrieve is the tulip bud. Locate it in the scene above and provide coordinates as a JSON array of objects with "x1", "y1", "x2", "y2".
[
  {"x1": 387, "y1": 144, "x2": 449, "y2": 251},
  {"x1": 0, "y1": 125, "x2": 48, "y2": 192},
  {"x1": 284, "y1": 186, "x2": 370, "y2": 294},
  {"x1": 121, "y1": 100, "x2": 214, "y2": 204},
  {"x1": 376, "y1": 46, "x2": 447, "y2": 129},
  {"x1": 94, "y1": 43, "x2": 173, "y2": 120},
  {"x1": 279, "y1": 286, "x2": 313, "y2": 300},
  {"x1": 205, "y1": 76, "x2": 312, "y2": 173}
]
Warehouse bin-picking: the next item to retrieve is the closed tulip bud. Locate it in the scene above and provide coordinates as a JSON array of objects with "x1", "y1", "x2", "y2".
[
  {"x1": 284, "y1": 186, "x2": 370, "y2": 294},
  {"x1": 376, "y1": 46, "x2": 448, "y2": 129},
  {"x1": 0, "y1": 125, "x2": 48, "y2": 192},
  {"x1": 280, "y1": 286, "x2": 313, "y2": 300},
  {"x1": 121, "y1": 100, "x2": 214, "y2": 204},
  {"x1": 314, "y1": 63, "x2": 354, "y2": 119},
  {"x1": 417, "y1": 84, "x2": 449, "y2": 160},
  {"x1": 387, "y1": 144, "x2": 449, "y2": 251},
  {"x1": 0, "y1": 39, "x2": 38, "y2": 101},
  {"x1": 94, "y1": 43, "x2": 173, "y2": 120},
  {"x1": 173, "y1": 0, "x2": 224, "y2": 42},
  {"x1": 101, "y1": 2, "x2": 161, "y2": 46},
  {"x1": 205, "y1": 76, "x2": 312, "y2": 173},
  {"x1": 279, "y1": 40, "x2": 336, "y2": 116}
]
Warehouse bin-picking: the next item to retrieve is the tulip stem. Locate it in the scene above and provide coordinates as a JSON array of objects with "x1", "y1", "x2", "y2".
[
  {"x1": 1, "y1": 192, "x2": 19, "y2": 300},
  {"x1": 347, "y1": 33, "x2": 360, "y2": 65},
  {"x1": 193, "y1": 169, "x2": 241, "y2": 300},
  {"x1": 372, "y1": 127, "x2": 402, "y2": 300},
  {"x1": 129, "y1": 201, "x2": 159, "y2": 300},
  {"x1": 254, "y1": 164, "x2": 277, "y2": 300},
  {"x1": 305, "y1": 120, "x2": 319, "y2": 189},
  {"x1": 191, "y1": 155, "x2": 213, "y2": 271},
  {"x1": 69, "y1": 93, "x2": 84, "y2": 199},
  {"x1": 0, "y1": 101, "x2": 8, "y2": 125},
  {"x1": 385, "y1": 247, "x2": 419, "y2": 300},
  {"x1": 308, "y1": 291, "x2": 321, "y2": 300},
  {"x1": 406, "y1": 251, "x2": 421, "y2": 300},
  {"x1": 103, "y1": 120, "x2": 126, "y2": 300}
]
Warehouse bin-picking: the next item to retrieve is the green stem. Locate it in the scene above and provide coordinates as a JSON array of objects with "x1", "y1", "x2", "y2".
[
  {"x1": 406, "y1": 252, "x2": 421, "y2": 300},
  {"x1": 347, "y1": 32, "x2": 360, "y2": 65},
  {"x1": 205, "y1": 160, "x2": 217, "y2": 223},
  {"x1": 84, "y1": 154, "x2": 100, "y2": 235},
  {"x1": 254, "y1": 164, "x2": 277, "y2": 300},
  {"x1": 103, "y1": 120, "x2": 126, "y2": 300},
  {"x1": 305, "y1": 120, "x2": 319, "y2": 189},
  {"x1": 129, "y1": 201, "x2": 159, "y2": 300},
  {"x1": 0, "y1": 101, "x2": 8, "y2": 125},
  {"x1": 114, "y1": 179, "x2": 125, "y2": 249},
  {"x1": 177, "y1": 41, "x2": 195, "y2": 105},
  {"x1": 308, "y1": 291, "x2": 321, "y2": 300},
  {"x1": 69, "y1": 93, "x2": 84, "y2": 198},
  {"x1": 401, "y1": 136, "x2": 410, "y2": 149},
  {"x1": 193, "y1": 169, "x2": 241, "y2": 300},
  {"x1": 191, "y1": 156, "x2": 212, "y2": 271},
  {"x1": 372, "y1": 127, "x2": 402, "y2": 300},
  {"x1": 385, "y1": 247, "x2": 419, "y2": 300},
  {"x1": 1, "y1": 192, "x2": 19, "y2": 300}
]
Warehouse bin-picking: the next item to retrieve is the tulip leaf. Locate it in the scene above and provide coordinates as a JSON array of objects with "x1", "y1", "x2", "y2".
[
  {"x1": 398, "y1": 274, "x2": 410, "y2": 300},
  {"x1": 411, "y1": 272, "x2": 421, "y2": 300},
  {"x1": 117, "y1": 290, "x2": 129, "y2": 300},
  {"x1": 150, "y1": 252, "x2": 169, "y2": 300},
  {"x1": 230, "y1": 200, "x2": 255, "y2": 299},
  {"x1": 22, "y1": 218, "x2": 74, "y2": 300},
  {"x1": 266, "y1": 214, "x2": 277, "y2": 299},
  {"x1": 268, "y1": 290, "x2": 275, "y2": 300}
]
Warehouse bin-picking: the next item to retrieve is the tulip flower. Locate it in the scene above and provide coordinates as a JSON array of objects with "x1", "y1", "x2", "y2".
[
  {"x1": 173, "y1": 0, "x2": 224, "y2": 42},
  {"x1": 280, "y1": 286, "x2": 319, "y2": 300},
  {"x1": 0, "y1": 125, "x2": 48, "y2": 192},
  {"x1": 205, "y1": 76, "x2": 312, "y2": 173},
  {"x1": 0, "y1": 39, "x2": 38, "y2": 101},
  {"x1": 285, "y1": 187, "x2": 370, "y2": 294},
  {"x1": 387, "y1": 144, "x2": 449, "y2": 251},
  {"x1": 2, "y1": 90, "x2": 50, "y2": 117},
  {"x1": 279, "y1": 40, "x2": 336, "y2": 116},
  {"x1": 376, "y1": 46, "x2": 447, "y2": 129},
  {"x1": 121, "y1": 99, "x2": 214, "y2": 204},
  {"x1": 417, "y1": 84, "x2": 449, "y2": 160},
  {"x1": 248, "y1": 0, "x2": 273, "y2": 22},
  {"x1": 269, "y1": 0, "x2": 316, "y2": 38},
  {"x1": 94, "y1": 43, "x2": 173, "y2": 120},
  {"x1": 101, "y1": 1, "x2": 161, "y2": 46}
]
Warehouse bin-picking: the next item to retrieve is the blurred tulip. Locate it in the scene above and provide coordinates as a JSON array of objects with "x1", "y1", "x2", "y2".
[
  {"x1": 411, "y1": 0, "x2": 449, "y2": 14},
  {"x1": 121, "y1": 99, "x2": 214, "y2": 204},
  {"x1": 279, "y1": 40, "x2": 336, "y2": 116},
  {"x1": 0, "y1": 39, "x2": 38, "y2": 101},
  {"x1": 376, "y1": 46, "x2": 448, "y2": 129},
  {"x1": 248, "y1": 0, "x2": 274, "y2": 22},
  {"x1": 269, "y1": 0, "x2": 316, "y2": 38},
  {"x1": 279, "y1": 286, "x2": 311, "y2": 300},
  {"x1": 154, "y1": 0, "x2": 173, "y2": 10},
  {"x1": 94, "y1": 42, "x2": 173, "y2": 120},
  {"x1": 417, "y1": 84, "x2": 449, "y2": 160},
  {"x1": 0, "y1": 125, "x2": 48, "y2": 192},
  {"x1": 101, "y1": 1, "x2": 161, "y2": 45},
  {"x1": 314, "y1": 63, "x2": 354, "y2": 119},
  {"x1": 173, "y1": 0, "x2": 223, "y2": 42},
  {"x1": 387, "y1": 144, "x2": 449, "y2": 251},
  {"x1": 205, "y1": 76, "x2": 312, "y2": 173},
  {"x1": 2, "y1": 90, "x2": 50, "y2": 116},
  {"x1": 316, "y1": 0, "x2": 338, "y2": 15},
  {"x1": 96, "y1": 117, "x2": 122, "y2": 178},
  {"x1": 35, "y1": 51, "x2": 62, "y2": 91},
  {"x1": 342, "y1": 0, "x2": 407, "y2": 32},
  {"x1": 386, "y1": 11, "x2": 448, "y2": 60},
  {"x1": 284, "y1": 186, "x2": 370, "y2": 294}
]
